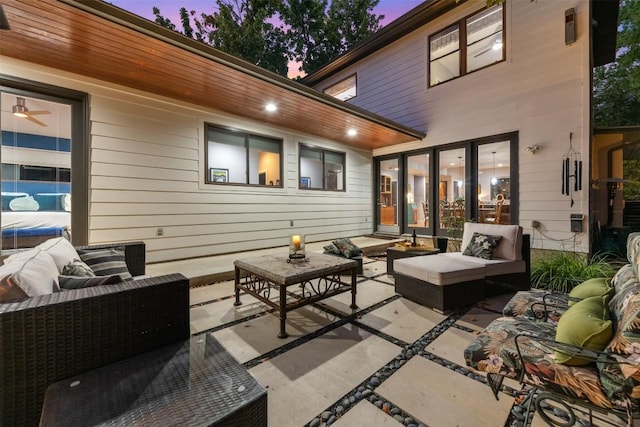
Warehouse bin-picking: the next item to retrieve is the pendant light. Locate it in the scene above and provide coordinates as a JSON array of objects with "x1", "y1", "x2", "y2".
[{"x1": 491, "y1": 152, "x2": 498, "y2": 185}]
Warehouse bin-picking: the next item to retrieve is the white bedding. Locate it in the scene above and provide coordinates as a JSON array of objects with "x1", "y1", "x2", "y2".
[{"x1": 1, "y1": 211, "x2": 71, "y2": 230}]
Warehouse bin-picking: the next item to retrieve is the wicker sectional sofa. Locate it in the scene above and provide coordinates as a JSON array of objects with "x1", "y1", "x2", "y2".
[
  {"x1": 393, "y1": 223, "x2": 531, "y2": 312},
  {"x1": 0, "y1": 241, "x2": 191, "y2": 426}
]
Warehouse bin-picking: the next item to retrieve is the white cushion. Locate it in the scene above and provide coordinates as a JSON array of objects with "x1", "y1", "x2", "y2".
[
  {"x1": 439, "y1": 253, "x2": 527, "y2": 276},
  {"x1": 461, "y1": 223, "x2": 523, "y2": 261},
  {"x1": 0, "y1": 249, "x2": 59, "y2": 302},
  {"x1": 35, "y1": 237, "x2": 80, "y2": 272},
  {"x1": 394, "y1": 255, "x2": 486, "y2": 286}
]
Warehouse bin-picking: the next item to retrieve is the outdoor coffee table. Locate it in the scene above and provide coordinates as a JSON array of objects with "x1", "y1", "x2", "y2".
[
  {"x1": 234, "y1": 253, "x2": 359, "y2": 338},
  {"x1": 39, "y1": 335, "x2": 267, "y2": 426}
]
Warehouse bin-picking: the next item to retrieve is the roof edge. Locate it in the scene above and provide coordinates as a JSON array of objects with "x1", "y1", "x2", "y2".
[
  {"x1": 58, "y1": 0, "x2": 426, "y2": 141},
  {"x1": 301, "y1": 0, "x2": 466, "y2": 86}
]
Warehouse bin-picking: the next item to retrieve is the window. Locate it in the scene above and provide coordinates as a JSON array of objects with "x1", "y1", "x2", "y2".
[
  {"x1": 323, "y1": 75, "x2": 357, "y2": 101},
  {"x1": 299, "y1": 144, "x2": 345, "y2": 191},
  {"x1": 206, "y1": 125, "x2": 282, "y2": 186},
  {"x1": 429, "y1": 4, "x2": 504, "y2": 87}
]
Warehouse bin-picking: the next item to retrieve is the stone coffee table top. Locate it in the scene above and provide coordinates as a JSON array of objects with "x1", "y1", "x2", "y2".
[{"x1": 234, "y1": 253, "x2": 358, "y2": 285}]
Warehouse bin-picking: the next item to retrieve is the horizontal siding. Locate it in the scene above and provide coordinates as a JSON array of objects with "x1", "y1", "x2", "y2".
[
  {"x1": 83, "y1": 94, "x2": 375, "y2": 262},
  {"x1": 314, "y1": 0, "x2": 592, "y2": 253}
]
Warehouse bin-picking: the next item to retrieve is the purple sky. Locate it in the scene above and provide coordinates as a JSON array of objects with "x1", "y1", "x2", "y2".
[
  {"x1": 108, "y1": 1, "x2": 424, "y2": 26},
  {"x1": 107, "y1": 0, "x2": 424, "y2": 77}
]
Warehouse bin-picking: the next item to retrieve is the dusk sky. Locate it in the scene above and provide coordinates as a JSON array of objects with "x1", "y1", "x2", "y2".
[
  {"x1": 107, "y1": 0, "x2": 424, "y2": 77},
  {"x1": 108, "y1": 1, "x2": 425, "y2": 27}
]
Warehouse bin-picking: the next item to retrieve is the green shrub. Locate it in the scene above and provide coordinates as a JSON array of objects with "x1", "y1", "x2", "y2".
[{"x1": 531, "y1": 252, "x2": 617, "y2": 293}]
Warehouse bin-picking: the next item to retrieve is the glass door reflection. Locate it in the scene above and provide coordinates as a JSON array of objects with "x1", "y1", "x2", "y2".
[
  {"x1": 406, "y1": 153, "x2": 430, "y2": 229},
  {"x1": 378, "y1": 158, "x2": 399, "y2": 234}
]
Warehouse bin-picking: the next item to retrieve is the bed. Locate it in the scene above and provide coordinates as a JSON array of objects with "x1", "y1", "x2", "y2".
[{"x1": 1, "y1": 193, "x2": 71, "y2": 250}]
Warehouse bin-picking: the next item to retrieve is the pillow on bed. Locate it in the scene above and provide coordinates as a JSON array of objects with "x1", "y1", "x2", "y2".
[
  {"x1": 77, "y1": 247, "x2": 132, "y2": 281},
  {"x1": 0, "y1": 248, "x2": 59, "y2": 302},
  {"x1": 9, "y1": 196, "x2": 39, "y2": 211}
]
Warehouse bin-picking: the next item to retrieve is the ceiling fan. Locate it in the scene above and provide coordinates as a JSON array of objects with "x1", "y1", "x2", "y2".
[{"x1": 12, "y1": 97, "x2": 50, "y2": 127}]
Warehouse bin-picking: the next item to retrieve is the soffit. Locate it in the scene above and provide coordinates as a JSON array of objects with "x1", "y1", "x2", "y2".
[{"x1": 0, "y1": 0, "x2": 425, "y2": 150}]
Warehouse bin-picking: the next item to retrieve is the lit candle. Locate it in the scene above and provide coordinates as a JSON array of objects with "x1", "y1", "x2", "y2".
[{"x1": 292, "y1": 235, "x2": 301, "y2": 250}]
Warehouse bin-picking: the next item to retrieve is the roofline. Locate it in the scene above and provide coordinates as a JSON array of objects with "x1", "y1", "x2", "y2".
[
  {"x1": 301, "y1": 0, "x2": 466, "y2": 86},
  {"x1": 59, "y1": 0, "x2": 426, "y2": 140}
]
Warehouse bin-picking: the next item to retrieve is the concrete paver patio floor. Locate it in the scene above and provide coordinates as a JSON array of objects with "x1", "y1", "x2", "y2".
[{"x1": 187, "y1": 256, "x2": 626, "y2": 427}]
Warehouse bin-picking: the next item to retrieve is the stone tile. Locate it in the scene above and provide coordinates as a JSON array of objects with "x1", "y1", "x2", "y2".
[
  {"x1": 426, "y1": 326, "x2": 476, "y2": 367},
  {"x1": 362, "y1": 260, "x2": 387, "y2": 278},
  {"x1": 376, "y1": 356, "x2": 513, "y2": 426},
  {"x1": 376, "y1": 274, "x2": 395, "y2": 285},
  {"x1": 359, "y1": 298, "x2": 446, "y2": 343},
  {"x1": 249, "y1": 324, "x2": 401, "y2": 427},
  {"x1": 477, "y1": 292, "x2": 516, "y2": 313},
  {"x1": 190, "y1": 297, "x2": 269, "y2": 334},
  {"x1": 320, "y1": 279, "x2": 395, "y2": 315},
  {"x1": 212, "y1": 306, "x2": 339, "y2": 363},
  {"x1": 331, "y1": 400, "x2": 402, "y2": 426},
  {"x1": 190, "y1": 280, "x2": 235, "y2": 305},
  {"x1": 457, "y1": 306, "x2": 503, "y2": 332}
]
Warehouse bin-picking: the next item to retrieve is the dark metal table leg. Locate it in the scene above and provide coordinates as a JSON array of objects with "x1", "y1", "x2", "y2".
[
  {"x1": 234, "y1": 266, "x2": 242, "y2": 306},
  {"x1": 350, "y1": 267, "x2": 358, "y2": 309},
  {"x1": 278, "y1": 284, "x2": 289, "y2": 338}
]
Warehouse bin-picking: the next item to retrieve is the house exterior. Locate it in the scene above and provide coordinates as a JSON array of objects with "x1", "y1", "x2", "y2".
[
  {"x1": 304, "y1": 0, "x2": 620, "y2": 254},
  {"x1": 0, "y1": 0, "x2": 619, "y2": 263},
  {"x1": 0, "y1": 0, "x2": 423, "y2": 263}
]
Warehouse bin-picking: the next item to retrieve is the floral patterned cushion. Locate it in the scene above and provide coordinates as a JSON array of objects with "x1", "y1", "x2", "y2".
[
  {"x1": 502, "y1": 289, "x2": 565, "y2": 323},
  {"x1": 598, "y1": 291, "x2": 640, "y2": 405},
  {"x1": 464, "y1": 316, "x2": 614, "y2": 410},
  {"x1": 323, "y1": 243, "x2": 341, "y2": 255},
  {"x1": 462, "y1": 232, "x2": 502, "y2": 260},
  {"x1": 333, "y1": 238, "x2": 362, "y2": 259}
]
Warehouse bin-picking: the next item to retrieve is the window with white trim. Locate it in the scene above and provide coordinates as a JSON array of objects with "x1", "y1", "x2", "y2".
[{"x1": 429, "y1": 4, "x2": 504, "y2": 87}]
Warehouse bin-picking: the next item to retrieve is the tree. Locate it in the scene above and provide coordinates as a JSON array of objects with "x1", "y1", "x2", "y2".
[
  {"x1": 154, "y1": 0, "x2": 289, "y2": 75},
  {"x1": 153, "y1": 0, "x2": 383, "y2": 77},
  {"x1": 593, "y1": 0, "x2": 640, "y2": 127}
]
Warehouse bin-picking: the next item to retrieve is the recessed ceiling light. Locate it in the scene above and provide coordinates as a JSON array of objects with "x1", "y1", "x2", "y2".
[
  {"x1": 265, "y1": 103, "x2": 277, "y2": 112},
  {"x1": 347, "y1": 128, "x2": 357, "y2": 137},
  {"x1": 449, "y1": 162, "x2": 455, "y2": 166},
  {"x1": 498, "y1": 163, "x2": 503, "y2": 167}
]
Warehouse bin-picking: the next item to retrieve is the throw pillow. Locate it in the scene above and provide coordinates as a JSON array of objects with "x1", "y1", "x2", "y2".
[
  {"x1": 77, "y1": 247, "x2": 132, "y2": 281},
  {"x1": 568, "y1": 278, "x2": 613, "y2": 307},
  {"x1": 59, "y1": 274, "x2": 121, "y2": 290},
  {"x1": 597, "y1": 291, "x2": 640, "y2": 402},
  {"x1": 323, "y1": 243, "x2": 342, "y2": 255},
  {"x1": 463, "y1": 232, "x2": 502, "y2": 260},
  {"x1": 333, "y1": 238, "x2": 362, "y2": 259},
  {"x1": 61, "y1": 259, "x2": 96, "y2": 277},
  {"x1": 0, "y1": 249, "x2": 59, "y2": 303},
  {"x1": 555, "y1": 295, "x2": 612, "y2": 366},
  {"x1": 32, "y1": 237, "x2": 81, "y2": 272},
  {"x1": 8, "y1": 195, "x2": 39, "y2": 211}
]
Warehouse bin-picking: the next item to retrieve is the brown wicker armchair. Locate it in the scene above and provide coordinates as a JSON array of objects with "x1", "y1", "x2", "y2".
[{"x1": 0, "y1": 241, "x2": 190, "y2": 426}]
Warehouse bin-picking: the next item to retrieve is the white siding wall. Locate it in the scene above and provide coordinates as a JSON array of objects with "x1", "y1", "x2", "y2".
[
  {"x1": 1, "y1": 57, "x2": 373, "y2": 263},
  {"x1": 315, "y1": 0, "x2": 592, "y2": 252}
]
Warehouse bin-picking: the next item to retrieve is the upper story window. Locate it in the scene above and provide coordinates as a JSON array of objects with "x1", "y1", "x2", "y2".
[
  {"x1": 206, "y1": 124, "x2": 282, "y2": 186},
  {"x1": 429, "y1": 4, "x2": 504, "y2": 87},
  {"x1": 323, "y1": 74, "x2": 357, "y2": 101},
  {"x1": 299, "y1": 144, "x2": 345, "y2": 191}
]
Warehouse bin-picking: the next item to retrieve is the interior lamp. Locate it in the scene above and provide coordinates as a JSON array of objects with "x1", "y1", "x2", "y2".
[
  {"x1": 288, "y1": 234, "x2": 307, "y2": 262},
  {"x1": 491, "y1": 151, "x2": 498, "y2": 185}
]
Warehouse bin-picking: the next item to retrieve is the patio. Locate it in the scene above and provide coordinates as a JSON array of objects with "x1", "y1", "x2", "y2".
[{"x1": 171, "y1": 243, "x2": 626, "y2": 427}]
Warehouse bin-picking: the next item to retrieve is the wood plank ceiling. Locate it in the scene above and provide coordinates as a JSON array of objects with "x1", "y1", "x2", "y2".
[{"x1": 0, "y1": 0, "x2": 425, "y2": 150}]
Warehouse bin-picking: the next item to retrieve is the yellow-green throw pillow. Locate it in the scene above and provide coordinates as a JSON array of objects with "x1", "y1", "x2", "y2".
[
  {"x1": 555, "y1": 295, "x2": 612, "y2": 366},
  {"x1": 568, "y1": 278, "x2": 613, "y2": 306}
]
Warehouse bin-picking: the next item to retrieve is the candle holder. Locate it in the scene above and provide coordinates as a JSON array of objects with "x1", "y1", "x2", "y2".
[{"x1": 288, "y1": 234, "x2": 308, "y2": 262}]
